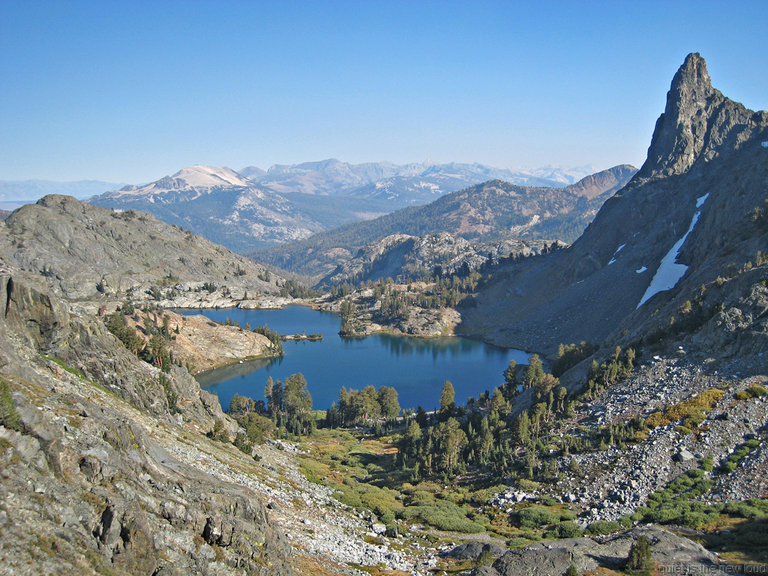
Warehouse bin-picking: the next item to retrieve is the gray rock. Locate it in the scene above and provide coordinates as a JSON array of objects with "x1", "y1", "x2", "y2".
[
  {"x1": 442, "y1": 541, "x2": 506, "y2": 561},
  {"x1": 371, "y1": 522, "x2": 387, "y2": 535},
  {"x1": 473, "y1": 525, "x2": 722, "y2": 576},
  {"x1": 674, "y1": 448, "x2": 696, "y2": 462}
]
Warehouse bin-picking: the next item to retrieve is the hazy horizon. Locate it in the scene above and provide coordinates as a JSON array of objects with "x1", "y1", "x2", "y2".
[{"x1": 2, "y1": 1, "x2": 766, "y2": 183}]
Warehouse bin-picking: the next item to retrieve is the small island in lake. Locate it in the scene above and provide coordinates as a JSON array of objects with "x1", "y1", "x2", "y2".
[{"x1": 280, "y1": 332, "x2": 323, "y2": 341}]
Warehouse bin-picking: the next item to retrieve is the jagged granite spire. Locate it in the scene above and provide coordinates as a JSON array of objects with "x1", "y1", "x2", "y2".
[{"x1": 638, "y1": 53, "x2": 722, "y2": 179}]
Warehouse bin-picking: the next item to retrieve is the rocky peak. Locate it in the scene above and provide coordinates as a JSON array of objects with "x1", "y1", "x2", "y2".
[
  {"x1": 460, "y1": 53, "x2": 768, "y2": 356},
  {"x1": 637, "y1": 53, "x2": 759, "y2": 180},
  {"x1": 670, "y1": 52, "x2": 713, "y2": 109},
  {"x1": 563, "y1": 164, "x2": 638, "y2": 200}
]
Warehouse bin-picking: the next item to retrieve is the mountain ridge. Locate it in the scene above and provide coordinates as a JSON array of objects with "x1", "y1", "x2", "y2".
[
  {"x1": 458, "y1": 53, "x2": 768, "y2": 359},
  {"x1": 0, "y1": 194, "x2": 285, "y2": 306},
  {"x1": 253, "y1": 164, "x2": 637, "y2": 280}
]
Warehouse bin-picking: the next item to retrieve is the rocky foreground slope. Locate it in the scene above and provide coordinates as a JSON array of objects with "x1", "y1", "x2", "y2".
[
  {"x1": 0, "y1": 270, "x2": 295, "y2": 575},
  {"x1": 0, "y1": 247, "x2": 432, "y2": 574}
]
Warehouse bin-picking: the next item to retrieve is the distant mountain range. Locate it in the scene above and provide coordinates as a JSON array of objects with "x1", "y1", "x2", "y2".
[
  {"x1": 241, "y1": 159, "x2": 595, "y2": 202},
  {"x1": 87, "y1": 160, "x2": 597, "y2": 253},
  {"x1": 252, "y1": 165, "x2": 637, "y2": 280}
]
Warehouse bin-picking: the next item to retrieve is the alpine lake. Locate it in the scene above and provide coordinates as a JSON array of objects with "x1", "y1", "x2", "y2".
[{"x1": 182, "y1": 305, "x2": 531, "y2": 412}]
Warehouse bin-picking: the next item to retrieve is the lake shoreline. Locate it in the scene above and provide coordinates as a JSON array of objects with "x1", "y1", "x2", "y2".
[{"x1": 179, "y1": 306, "x2": 532, "y2": 413}]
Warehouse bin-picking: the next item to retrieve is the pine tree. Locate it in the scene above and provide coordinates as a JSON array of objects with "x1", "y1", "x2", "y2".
[
  {"x1": 440, "y1": 381, "x2": 456, "y2": 415},
  {"x1": 523, "y1": 354, "x2": 544, "y2": 390},
  {"x1": 378, "y1": 386, "x2": 401, "y2": 422},
  {"x1": 626, "y1": 535, "x2": 653, "y2": 571},
  {"x1": 283, "y1": 373, "x2": 312, "y2": 435},
  {"x1": 503, "y1": 359, "x2": 518, "y2": 399}
]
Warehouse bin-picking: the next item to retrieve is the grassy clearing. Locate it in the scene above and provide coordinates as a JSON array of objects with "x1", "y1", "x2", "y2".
[{"x1": 294, "y1": 428, "x2": 589, "y2": 543}]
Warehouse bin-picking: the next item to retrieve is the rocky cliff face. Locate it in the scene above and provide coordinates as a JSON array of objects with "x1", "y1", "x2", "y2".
[
  {"x1": 0, "y1": 270, "x2": 295, "y2": 575},
  {"x1": 318, "y1": 231, "x2": 562, "y2": 287},
  {"x1": 459, "y1": 53, "x2": 768, "y2": 360},
  {"x1": 638, "y1": 53, "x2": 760, "y2": 180}
]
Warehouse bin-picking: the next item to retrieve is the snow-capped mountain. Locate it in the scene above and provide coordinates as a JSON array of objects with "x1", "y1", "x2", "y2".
[
  {"x1": 108, "y1": 165, "x2": 251, "y2": 202},
  {"x1": 89, "y1": 165, "x2": 397, "y2": 251}
]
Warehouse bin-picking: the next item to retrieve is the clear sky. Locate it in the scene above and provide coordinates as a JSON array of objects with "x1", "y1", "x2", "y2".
[{"x1": 1, "y1": 0, "x2": 766, "y2": 183}]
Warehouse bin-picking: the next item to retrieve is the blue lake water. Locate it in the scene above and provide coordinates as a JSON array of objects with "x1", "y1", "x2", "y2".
[{"x1": 182, "y1": 306, "x2": 530, "y2": 412}]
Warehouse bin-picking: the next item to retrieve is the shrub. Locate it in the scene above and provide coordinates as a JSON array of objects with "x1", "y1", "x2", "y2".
[
  {"x1": 626, "y1": 535, "x2": 653, "y2": 571},
  {"x1": 233, "y1": 432, "x2": 253, "y2": 455},
  {"x1": 0, "y1": 378, "x2": 20, "y2": 431},
  {"x1": 208, "y1": 419, "x2": 229, "y2": 442},
  {"x1": 720, "y1": 439, "x2": 761, "y2": 472},
  {"x1": 555, "y1": 521, "x2": 584, "y2": 538},
  {"x1": 723, "y1": 500, "x2": 768, "y2": 520},
  {"x1": 587, "y1": 520, "x2": 621, "y2": 535},
  {"x1": 506, "y1": 537, "x2": 531, "y2": 548},
  {"x1": 736, "y1": 385, "x2": 767, "y2": 400},
  {"x1": 619, "y1": 515, "x2": 634, "y2": 528},
  {"x1": 399, "y1": 496, "x2": 484, "y2": 533},
  {"x1": 517, "y1": 479, "x2": 540, "y2": 492},
  {"x1": 646, "y1": 388, "x2": 725, "y2": 429},
  {"x1": 475, "y1": 548, "x2": 494, "y2": 567},
  {"x1": 512, "y1": 506, "x2": 561, "y2": 529}
]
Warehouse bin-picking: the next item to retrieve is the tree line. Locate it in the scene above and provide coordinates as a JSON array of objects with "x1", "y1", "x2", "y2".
[{"x1": 221, "y1": 341, "x2": 640, "y2": 489}]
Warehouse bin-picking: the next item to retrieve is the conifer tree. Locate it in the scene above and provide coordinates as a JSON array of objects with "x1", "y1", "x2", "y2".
[
  {"x1": 626, "y1": 535, "x2": 653, "y2": 571},
  {"x1": 440, "y1": 380, "x2": 456, "y2": 415}
]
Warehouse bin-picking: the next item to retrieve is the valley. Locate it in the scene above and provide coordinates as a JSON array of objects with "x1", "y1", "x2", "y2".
[{"x1": 0, "y1": 52, "x2": 767, "y2": 576}]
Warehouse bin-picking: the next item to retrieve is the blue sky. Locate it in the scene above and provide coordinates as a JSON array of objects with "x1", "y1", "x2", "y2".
[{"x1": 1, "y1": 0, "x2": 766, "y2": 183}]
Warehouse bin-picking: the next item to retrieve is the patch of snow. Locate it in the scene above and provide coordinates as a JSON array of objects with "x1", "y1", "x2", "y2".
[
  {"x1": 173, "y1": 165, "x2": 250, "y2": 188},
  {"x1": 608, "y1": 244, "x2": 626, "y2": 265},
  {"x1": 637, "y1": 194, "x2": 710, "y2": 309},
  {"x1": 636, "y1": 266, "x2": 648, "y2": 274}
]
